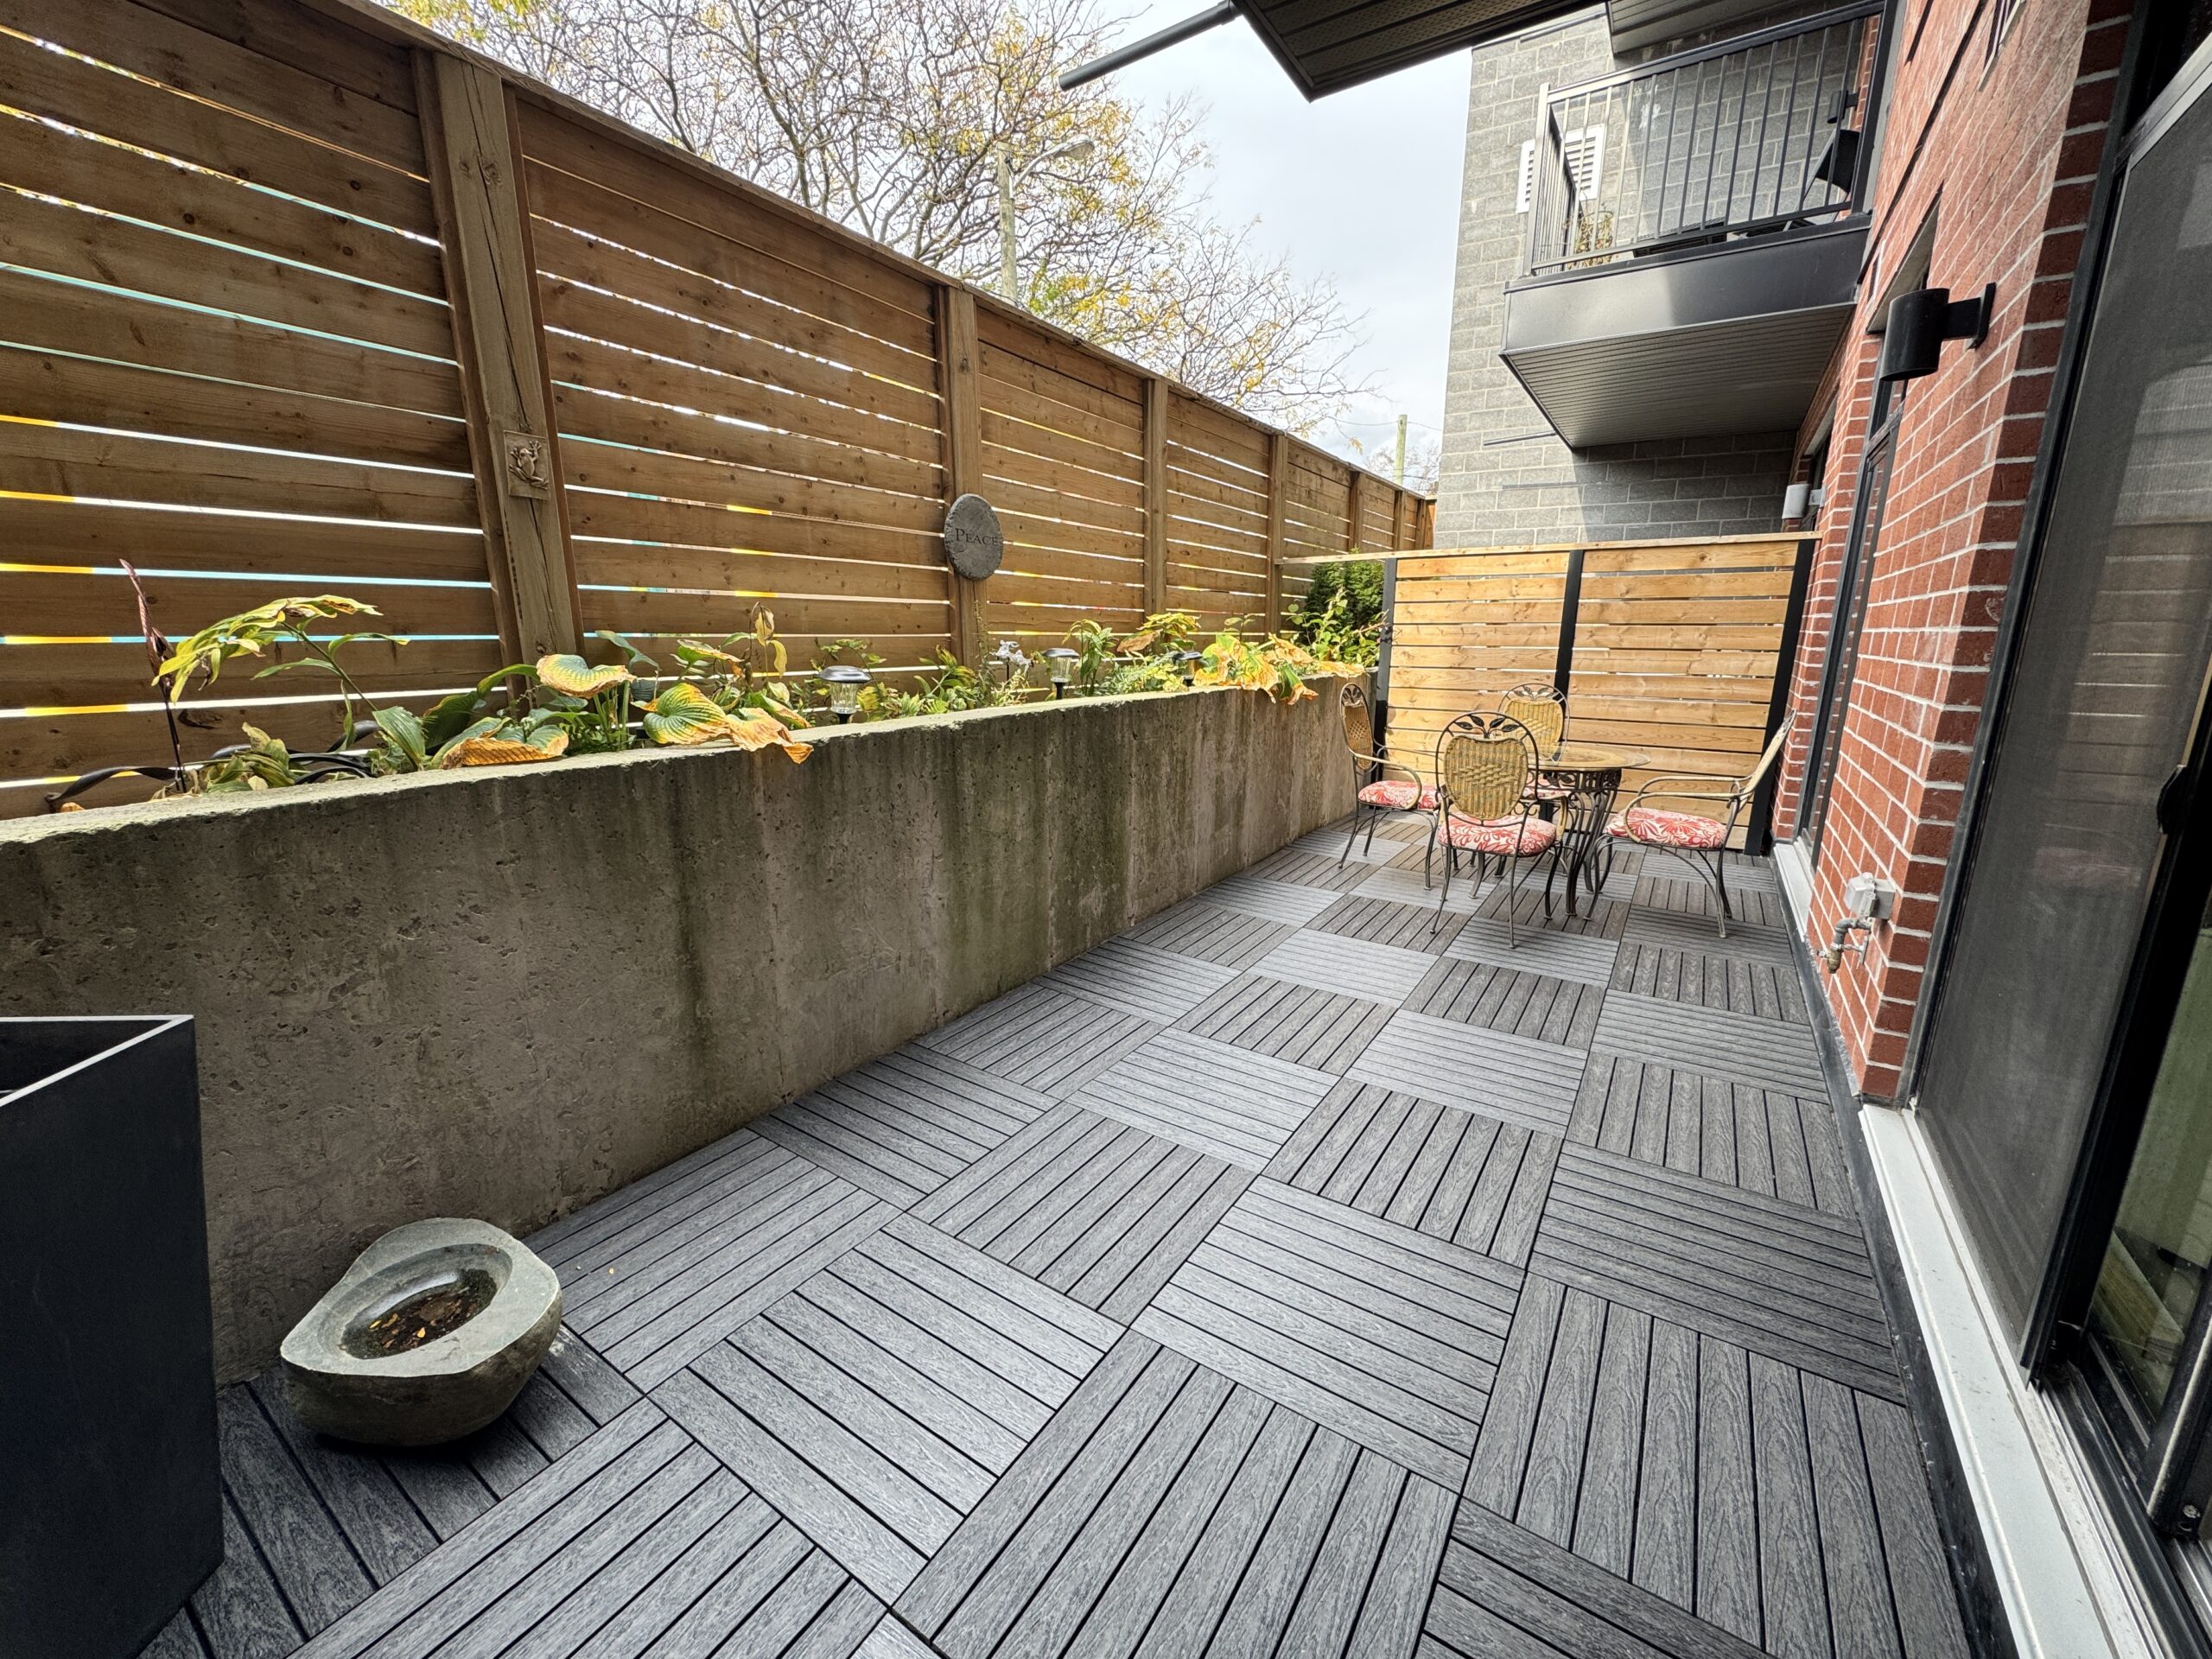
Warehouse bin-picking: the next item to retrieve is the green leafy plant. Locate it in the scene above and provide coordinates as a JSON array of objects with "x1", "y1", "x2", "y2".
[
  {"x1": 1291, "y1": 561, "x2": 1382, "y2": 667},
  {"x1": 157, "y1": 594, "x2": 397, "y2": 749},
  {"x1": 1065, "y1": 618, "x2": 1120, "y2": 692}
]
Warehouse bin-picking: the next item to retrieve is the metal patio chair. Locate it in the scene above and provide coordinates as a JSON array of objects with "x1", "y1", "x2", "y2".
[
  {"x1": 1336, "y1": 682, "x2": 1433, "y2": 868},
  {"x1": 1429, "y1": 713, "x2": 1558, "y2": 944},
  {"x1": 1605, "y1": 717, "x2": 1793, "y2": 937}
]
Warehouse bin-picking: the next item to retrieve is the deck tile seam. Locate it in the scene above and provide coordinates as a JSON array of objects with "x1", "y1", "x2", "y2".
[
  {"x1": 666, "y1": 1350, "x2": 957, "y2": 1574},
  {"x1": 743, "y1": 1306, "x2": 1013, "y2": 1497},
  {"x1": 1177, "y1": 1242, "x2": 1510, "y2": 1374},
  {"x1": 1241, "y1": 1178, "x2": 1529, "y2": 1293},
  {"x1": 1138, "y1": 1286, "x2": 1491, "y2": 1460}
]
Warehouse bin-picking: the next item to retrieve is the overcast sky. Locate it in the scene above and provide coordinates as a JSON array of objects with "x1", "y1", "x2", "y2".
[{"x1": 1103, "y1": 3, "x2": 1472, "y2": 474}]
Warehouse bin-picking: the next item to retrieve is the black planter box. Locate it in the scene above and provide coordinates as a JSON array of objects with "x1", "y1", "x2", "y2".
[{"x1": 0, "y1": 1017, "x2": 218, "y2": 1659}]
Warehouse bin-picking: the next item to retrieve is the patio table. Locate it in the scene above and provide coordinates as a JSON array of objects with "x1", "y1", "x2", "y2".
[{"x1": 1535, "y1": 741, "x2": 1647, "y2": 915}]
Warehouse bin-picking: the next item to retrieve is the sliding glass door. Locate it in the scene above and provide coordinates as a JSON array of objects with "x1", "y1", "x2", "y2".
[{"x1": 1910, "y1": 46, "x2": 2212, "y2": 1359}]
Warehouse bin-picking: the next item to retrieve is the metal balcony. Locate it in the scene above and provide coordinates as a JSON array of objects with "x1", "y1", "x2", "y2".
[{"x1": 1502, "y1": 2, "x2": 1884, "y2": 448}]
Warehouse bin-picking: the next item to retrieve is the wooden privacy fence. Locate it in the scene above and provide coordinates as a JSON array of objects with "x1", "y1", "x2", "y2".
[
  {"x1": 1382, "y1": 535, "x2": 1815, "y2": 850},
  {"x1": 0, "y1": 0, "x2": 1428, "y2": 816}
]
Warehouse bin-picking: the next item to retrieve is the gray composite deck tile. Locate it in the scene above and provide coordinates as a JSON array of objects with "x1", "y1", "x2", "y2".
[
  {"x1": 1122, "y1": 899, "x2": 1293, "y2": 969},
  {"x1": 550, "y1": 1139, "x2": 892, "y2": 1388},
  {"x1": 753, "y1": 1045, "x2": 1051, "y2": 1207},
  {"x1": 910, "y1": 1101, "x2": 1252, "y2": 1321},
  {"x1": 1195, "y1": 870, "x2": 1340, "y2": 925},
  {"x1": 1622, "y1": 905, "x2": 1795, "y2": 960},
  {"x1": 1309, "y1": 890, "x2": 1468, "y2": 950},
  {"x1": 1427, "y1": 1503, "x2": 1770, "y2": 1659},
  {"x1": 1041, "y1": 937, "x2": 1241, "y2": 1023},
  {"x1": 896, "y1": 1333, "x2": 1456, "y2": 1659},
  {"x1": 1530, "y1": 1147, "x2": 1902, "y2": 1399},
  {"x1": 1635, "y1": 871, "x2": 1788, "y2": 923},
  {"x1": 916, "y1": 982, "x2": 1159, "y2": 1096},
  {"x1": 1572, "y1": 1054, "x2": 1855, "y2": 1215},
  {"x1": 1465, "y1": 1274, "x2": 1940, "y2": 1657},
  {"x1": 1348, "y1": 1009, "x2": 1586, "y2": 1135},
  {"x1": 1069, "y1": 1027, "x2": 1333, "y2": 1169},
  {"x1": 1265, "y1": 1081, "x2": 1560, "y2": 1264},
  {"x1": 176, "y1": 1325, "x2": 643, "y2": 1645},
  {"x1": 1408, "y1": 957, "x2": 1606, "y2": 1046},
  {"x1": 1250, "y1": 927, "x2": 1436, "y2": 1003},
  {"x1": 1133, "y1": 1180, "x2": 1519, "y2": 1488},
  {"x1": 295, "y1": 1402, "x2": 881, "y2": 1659},
  {"x1": 1287, "y1": 824, "x2": 1415, "y2": 868},
  {"x1": 652, "y1": 1215, "x2": 1116, "y2": 1601},
  {"x1": 1437, "y1": 915, "x2": 1622, "y2": 985},
  {"x1": 1352, "y1": 862, "x2": 1491, "y2": 915},
  {"x1": 1244, "y1": 845, "x2": 1377, "y2": 892},
  {"x1": 1610, "y1": 940, "x2": 1808, "y2": 1024},
  {"x1": 157, "y1": 847, "x2": 1970, "y2": 1659},
  {"x1": 1175, "y1": 974, "x2": 1395, "y2": 1075},
  {"x1": 1592, "y1": 991, "x2": 1829, "y2": 1096},
  {"x1": 1481, "y1": 882, "x2": 1630, "y2": 938}
]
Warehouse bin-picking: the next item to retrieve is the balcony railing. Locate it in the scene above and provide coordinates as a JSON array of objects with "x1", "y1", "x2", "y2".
[{"x1": 1524, "y1": 0, "x2": 1884, "y2": 276}]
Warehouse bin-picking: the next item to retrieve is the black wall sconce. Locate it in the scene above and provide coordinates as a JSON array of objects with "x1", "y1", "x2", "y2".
[{"x1": 1878, "y1": 283, "x2": 1996, "y2": 383}]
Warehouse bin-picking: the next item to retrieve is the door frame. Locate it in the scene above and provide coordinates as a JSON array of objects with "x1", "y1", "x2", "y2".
[
  {"x1": 1897, "y1": 11, "x2": 2212, "y2": 1382},
  {"x1": 1799, "y1": 391, "x2": 1900, "y2": 861}
]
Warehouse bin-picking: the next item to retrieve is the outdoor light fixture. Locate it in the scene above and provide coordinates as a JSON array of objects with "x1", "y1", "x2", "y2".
[
  {"x1": 1042, "y1": 647, "x2": 1078, "y2": 697},
  {"x1": 1783, "y1": 481, "x2": 1811, "y2": 519},
  {"x1": 1176, "y1": 650, "x2": 1204, "y2": 686},
  {"x1": 1878, "y1": 283, "x2": 1994, "y2": 384},
  {"x1": 819, "y1": 664, "x2": 871, "y2": 722}
]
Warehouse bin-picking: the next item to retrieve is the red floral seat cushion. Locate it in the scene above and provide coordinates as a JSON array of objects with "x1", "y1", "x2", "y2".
[
  {"x1": 1359, "y1": 779, "x2": 1438, "y2": 810},
  {"x1": 1442, "y1": 813, "x2": 1558, "y2": 856},
  {"x1": 1522, "y1": 776, "x2": 1575, "y2": 804},
  {"x1": 1607, "y1": 805, "x2": 1729, "y2": 850}
]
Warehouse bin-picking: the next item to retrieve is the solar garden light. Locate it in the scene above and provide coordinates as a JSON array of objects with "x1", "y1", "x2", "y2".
[
  {"x1": 1042, "y1": 647, "x2": 1079, "y2": 697},
  {"x1": 1175, "y1": 650, "x2": 1204, "y2": 686},
  {"x1": 819, "y1": 664, "x2": 871, "y2": 722}
]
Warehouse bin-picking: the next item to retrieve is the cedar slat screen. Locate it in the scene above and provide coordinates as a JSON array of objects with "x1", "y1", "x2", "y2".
[
  {"x1": 0, "y1": 0, "x2": 1426, "y2": 817},
  {"x1": 1384, "y1": 537, "x2": 1808, "y2": 849}
]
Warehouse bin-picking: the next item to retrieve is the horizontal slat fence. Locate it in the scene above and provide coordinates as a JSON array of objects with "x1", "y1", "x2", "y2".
[
  {"x1": 0, "y1": 0, "x2": 1425, "y2": 817},
  {"x1": 1383, "y1": 536, "x2": 1812, "y2": 849}
]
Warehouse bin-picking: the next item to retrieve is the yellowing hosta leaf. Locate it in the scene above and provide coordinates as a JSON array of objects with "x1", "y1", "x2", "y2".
[
  {"x1": 536, "y1": 653, "x2": 632, "y2": 697},
  {"x1": 641, "y1": 683, "x2": 809, "y2": 761},
  {"x1": 639, "y1": 683, "x2": 728, "y2": 746},
  {"x1": 438, "y1": 731, "x2": 570, "y2": 768}
]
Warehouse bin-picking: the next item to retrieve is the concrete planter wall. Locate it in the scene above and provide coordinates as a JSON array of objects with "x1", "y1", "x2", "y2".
[{"x1": 0, "y1": 683, "x2": 1355, "y2": 1380}]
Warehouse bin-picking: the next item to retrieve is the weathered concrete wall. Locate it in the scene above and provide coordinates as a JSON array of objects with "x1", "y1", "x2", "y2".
[{"x1": 0, "y1": 685, "x2": 1352, "y2": 1381}]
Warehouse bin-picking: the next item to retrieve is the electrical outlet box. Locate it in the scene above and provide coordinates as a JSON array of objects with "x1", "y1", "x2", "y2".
[{"x1": 1843, "y1": 873, "x2": 1897, "y2": 921}]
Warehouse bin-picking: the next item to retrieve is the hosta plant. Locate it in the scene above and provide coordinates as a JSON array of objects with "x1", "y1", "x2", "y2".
[{"x1": 157, "y1": 594, "x2": 397, "y2": 750}]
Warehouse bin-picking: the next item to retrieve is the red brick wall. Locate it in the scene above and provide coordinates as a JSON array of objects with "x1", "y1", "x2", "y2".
[{"x1": 1770, "y1": 0, "x2": 2132, "y2": 1099}]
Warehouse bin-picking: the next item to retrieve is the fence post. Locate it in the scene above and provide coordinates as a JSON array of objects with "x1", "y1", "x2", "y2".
[
  {"x1": 1265, "y1": 432, "x2": 1288, "y2": 634},
  {"x1": 1345, "y1": 468, "x2": 1364, "y2": 556},
  {"x1": 1553, "y1": 545, "x2": 1586, "y2": 696},
  {"x1": 413, "y1": 51, "x2": 579, "y2": 663},
  {"x1": 934, "y1": 284, "x2": 984, "y2": 665},
  {"x1": 1142, "y1": 377, "x2": 1169, "y2": 619}
]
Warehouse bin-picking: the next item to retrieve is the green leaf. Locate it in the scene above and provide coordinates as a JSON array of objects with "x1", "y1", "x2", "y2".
[
  {"x1": 418, "y1": 688, "x2": 486, "y2": 752},
  {"x1": 372, "y1": 705, "x2": 428, "y2": 766}
]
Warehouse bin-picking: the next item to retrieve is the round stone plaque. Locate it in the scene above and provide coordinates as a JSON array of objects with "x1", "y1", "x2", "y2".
[{"x1": 944, "y1": 492, "x2": 1004, "y2": 582}]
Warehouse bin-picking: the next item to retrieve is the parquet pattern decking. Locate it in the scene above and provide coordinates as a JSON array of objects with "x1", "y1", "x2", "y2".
[{"x1": 151, "y1": 819, "x2": 1967, "y2": 1659}]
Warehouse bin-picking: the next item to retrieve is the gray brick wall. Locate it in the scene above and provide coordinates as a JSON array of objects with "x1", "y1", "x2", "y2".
[{"x1": 1437, "y1": 10, "x2": 1796, "y2": 548}]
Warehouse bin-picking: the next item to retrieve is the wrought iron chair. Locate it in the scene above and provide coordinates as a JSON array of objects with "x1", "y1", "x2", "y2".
[
  {"x1": 1605, "y1": 717, "x2": 1793, "y2": 937},
  {"x1": 1337, "y1": 681, "x2": 1433, "y2": 868},
  {"x1": 1429, "y1": 713, "x2": 1558, "y2": 943},
  {"x1": 1500, "y1": 682, "x2": 1574, "y2": 805}
]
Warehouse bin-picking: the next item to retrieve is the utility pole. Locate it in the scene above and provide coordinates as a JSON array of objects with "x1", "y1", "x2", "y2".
[
  {"x1": 994, "y1": 137, "x2": 1095, "y2": 308},
  {"x1": 995, "y1": 147, "x2": 1018, "y2": 302}
]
